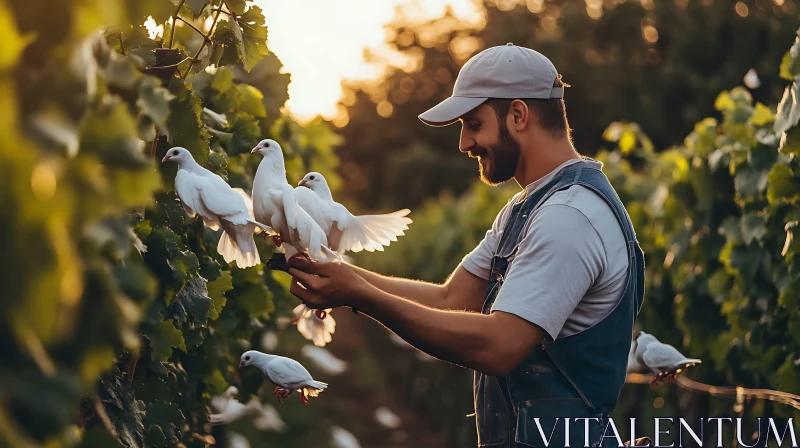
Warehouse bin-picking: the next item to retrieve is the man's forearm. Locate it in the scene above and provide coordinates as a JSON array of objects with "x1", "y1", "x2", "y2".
[
  {"x1": 348, "y1": 264, "x2": 447, "y2": 308},
  {"x1": 352, "y1": 286, "x2": 510, "y2": 376}
]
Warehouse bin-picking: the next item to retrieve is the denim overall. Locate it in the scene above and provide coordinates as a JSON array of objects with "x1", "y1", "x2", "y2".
[{"x1": 474, "y1": 159, "x2": 645, "y2": 447}]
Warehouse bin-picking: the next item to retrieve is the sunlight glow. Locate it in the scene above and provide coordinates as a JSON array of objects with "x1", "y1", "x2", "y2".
[{"x1": 254, "y1": 0, "x2": 483, "y2": 122}]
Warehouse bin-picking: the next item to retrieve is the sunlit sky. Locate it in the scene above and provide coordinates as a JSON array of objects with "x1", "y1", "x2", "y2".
[{"x1": 253, "y1": 0, "x2": 483, "y2": 122}]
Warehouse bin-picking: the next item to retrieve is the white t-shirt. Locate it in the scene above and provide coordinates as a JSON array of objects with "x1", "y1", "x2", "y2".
[{"x1": 461, "y1": 159, "x2": 629, "y2": 341}]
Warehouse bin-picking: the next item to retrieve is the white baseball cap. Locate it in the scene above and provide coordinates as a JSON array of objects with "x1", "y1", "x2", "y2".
[{"x1": 418, "y1": 43, "x2": 563, "y2": 127}]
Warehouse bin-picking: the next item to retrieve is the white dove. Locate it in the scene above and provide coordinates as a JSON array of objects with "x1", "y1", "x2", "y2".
[
  {"x1": 162, "y1": 147, "x2": 273, "y2": 268},
  {"x1": 634, "y1": 331, "x2": 702, "y2": 388},
  {"x1": 208, "y1": 386, "x2": 258, "y2": 425},
  {"x1": 292, "y1": 304, "x2": 336, "y2": 347},
  {"x1": 238, "y1": 350, "x2": 328, "y2": 405},
  {"x1": 297, "y1": 172, "x2": 412, "y2": 254},
  {"x1": 251, "y1": 139, "x2": 339, "y2": 263},
  {"x1": 208, "y1": 385, "x2": 286, "y2": 431}
]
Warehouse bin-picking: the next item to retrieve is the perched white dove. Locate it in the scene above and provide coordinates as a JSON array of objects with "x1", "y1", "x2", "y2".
[
  {"x1": 297, "y1": 172, "x2": 412, "y2": 254},
  {"x1": 634, "y1": 331, "x2": 702, "y2": 387},
  {"x1": 300, "y1": 344, "x2": 348, "y2": 375},
  {"x1": 239, "y1": 350, "x2": 328, "y2": 405},
  {"x1": 330, "y1": 426, "x2": 362, "y2": 448},
  {"x1": 251, "y1": 139, "x2": 339, "y2": 263},
  {"x1": 292, "y1": 304, "x2": 336, "y2": 347},
  {"x1": 162, "y1": 147, "x2": 273, "y2": 268}
]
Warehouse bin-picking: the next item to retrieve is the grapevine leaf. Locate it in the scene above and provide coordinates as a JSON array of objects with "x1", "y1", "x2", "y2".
[
  {"x1": 172, "y1": 276, "x2": 212, "y2": 325},
  {"x1": 138, "y1": 75, "x2": 176, "y2": 130},
  {"x1": 207, "y1": 271, "x2": 232, "y2": 320},
  {"x1": 146, "y1": 320, "x2": 187, "y2": 361},
  {"x1": 186, "y1": 0, "x2": 210, "y2": 17}
]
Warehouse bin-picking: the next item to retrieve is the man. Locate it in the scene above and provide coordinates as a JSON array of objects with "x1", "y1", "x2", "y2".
[{"x1": 287, "y1": 43, "x2": 645, "y2": 447}]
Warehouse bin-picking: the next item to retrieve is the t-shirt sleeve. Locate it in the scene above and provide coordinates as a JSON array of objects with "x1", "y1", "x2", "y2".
[
  {"x1": 490, "y1": 204, "x2": 606, "y2": 341},
  {"x1": 460, "y1": 199, "x2": 515, "y2": 280}
]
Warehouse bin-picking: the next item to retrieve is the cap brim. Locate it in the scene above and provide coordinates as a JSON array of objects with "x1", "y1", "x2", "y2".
[{"x1": 418, "y1": 96, "x2": 488, "y2": 127}]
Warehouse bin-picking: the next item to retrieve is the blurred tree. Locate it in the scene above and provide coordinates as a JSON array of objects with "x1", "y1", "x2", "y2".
[{"x1": 334, "y1": 0, "x2": 798, "y2": 211}]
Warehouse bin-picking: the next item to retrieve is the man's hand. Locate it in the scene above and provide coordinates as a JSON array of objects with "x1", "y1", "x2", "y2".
[{"x1": 287, "y1": 257, "x2": 375, "y2": 310}]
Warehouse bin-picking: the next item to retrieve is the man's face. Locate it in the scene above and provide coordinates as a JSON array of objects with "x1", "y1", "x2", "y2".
[{"x1": 459, "y1": 104, "x2": 521, "y2": 186}]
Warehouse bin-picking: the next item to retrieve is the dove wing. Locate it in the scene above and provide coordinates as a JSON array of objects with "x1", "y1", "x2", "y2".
[
  {"x1": 334, "y1": 204, "x2": 412, "y2": 253},
  {"x1": 196, "y1": 174, "x2": 251, "y2": 224},
  {"x1": 267, "y1": 357, "x2": 313, "y2": 389},
  {"x1": 295, "y1": 186, "x2": 334, "y2": 234},
  {"x1": 175, "y1": 170, "x2": 204, "y2": 218},
  {"x1": 642, "y1": 344, "x2": 690, "y2": 371},
  {"x1": 278, "y1": 184, "x2": 301, "y2": 232}
]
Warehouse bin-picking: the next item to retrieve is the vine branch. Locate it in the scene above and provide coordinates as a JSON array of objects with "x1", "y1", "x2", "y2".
[
  {"x1": 150, "y1": 129, "x2": 160, "y2": 160},
  {"x1": 182, "y1": 0, "x2": 226, "y2": 78},
  {"x1": 176, "y1": 17, "x2": 205, "y2": 38},
  {"x1": 168, "y1": 0, "x2": 187, "y2": 49},
  {"x1": 626, "y1": 373, "x2": 800, "y2": 410}
]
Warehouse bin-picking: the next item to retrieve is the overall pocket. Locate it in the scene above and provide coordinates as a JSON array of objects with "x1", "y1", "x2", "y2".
[
  {"x1": 515, "y1": 398, "x2": 605, "y2": 448},
  {"x1": 475, "y1": 375, "x2": 510, "y2": 446}
]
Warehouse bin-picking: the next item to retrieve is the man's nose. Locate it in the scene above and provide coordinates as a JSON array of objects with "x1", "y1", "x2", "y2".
[{"x1": 459, "y1": 128, "x2": 472, "y2": 154}]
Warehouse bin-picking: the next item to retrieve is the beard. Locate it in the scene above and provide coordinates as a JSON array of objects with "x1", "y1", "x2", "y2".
[{"x1": 474, "y1": 123, "x2": 521, "y2": 186}]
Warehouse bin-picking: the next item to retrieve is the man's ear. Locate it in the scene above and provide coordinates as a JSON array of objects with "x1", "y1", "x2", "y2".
[{"x1": 509, "y1": 99, "x2": 529, "y2": 131}]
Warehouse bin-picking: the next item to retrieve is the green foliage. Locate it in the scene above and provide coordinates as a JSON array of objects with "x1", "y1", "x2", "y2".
[
  {"x1": 596, "y1": 30, "x2": 800, "y2": 422},
  {"x1": 0, "y1": 0, "x2": 342, "y2": 446}
]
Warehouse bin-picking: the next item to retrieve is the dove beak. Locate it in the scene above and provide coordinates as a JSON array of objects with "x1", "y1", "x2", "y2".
[
  {"x1": 298, "y1": 179, "x2": 308, "y2": 187},
  {"x1": 251, "y1": 146, "x2": 260, "y2": 153},
  {"x1": 238, "y1": 361, "x2": 246, "y2": 370},
  {"x1": 161, "y1": 155, "x2": 171, "y2": 162}
]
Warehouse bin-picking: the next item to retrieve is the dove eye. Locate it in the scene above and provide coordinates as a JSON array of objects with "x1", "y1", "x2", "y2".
[
  {"x1": 172, "y1": 150, "x2": 179, "y2": 156},
  {"x1": 310, "y1": 176, "x2": 315, "y2": 180},
  {"x1": 245, "y1": 356, "x2": 250, "y2": 361}
]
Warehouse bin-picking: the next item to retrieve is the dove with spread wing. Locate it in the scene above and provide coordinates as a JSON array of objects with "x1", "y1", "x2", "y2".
[
  {"x1": 239, "y1": 350, "x2": 328, "y2": 405},
  {"x1": 297, "y1": 172, "x2": 412, "y2": 254},
  {"x1": 634, "y1": 331, "x2": 702, "y2": 388},
  {"x1": 251, "y1": 139, "x2": 339, "y2": 263},
  {"x1": 162, "y1": 147, "x2": 273, "y2": 268}
]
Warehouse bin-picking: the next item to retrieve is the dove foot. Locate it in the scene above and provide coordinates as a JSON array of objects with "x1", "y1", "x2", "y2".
[
  {"x1": 273, "y1": 386, "x2": 292, "y2": 403},
  {"x1": 300, "y1": 393, "x2": 309, "y2": 406},
  {"x1": 272, "y1": 235, "x2": 284, "y2": 247},
  {"x1": 267, "y1": 253, "x2": 290, "y2": 272},
  {"x1": 314, "y1": 309, "x2": 327, "y2": 319},
  {"x1": 650, "y1": 374, "x2": 664, "y2": 389}
]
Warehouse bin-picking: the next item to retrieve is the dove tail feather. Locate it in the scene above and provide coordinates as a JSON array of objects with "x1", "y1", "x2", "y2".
[
  {"x1": 218, "y1": 222, "x2": 261, "y2": 268},
  {"x1": 304, "y1": 380, "x2": 328, "y2": 398}
]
